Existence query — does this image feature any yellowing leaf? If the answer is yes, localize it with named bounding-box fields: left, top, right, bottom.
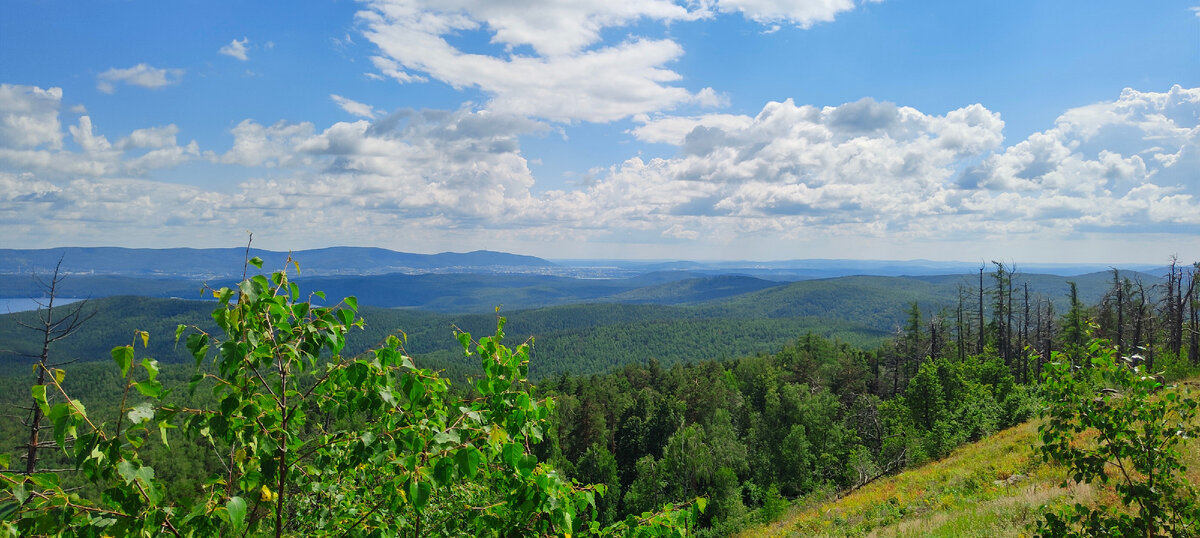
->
left=260, top=485, right=275, bottom=502
left=489, top=425, right=508, bottom=446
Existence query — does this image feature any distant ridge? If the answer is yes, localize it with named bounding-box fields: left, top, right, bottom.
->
left=0, top=247, right=555, bottom=277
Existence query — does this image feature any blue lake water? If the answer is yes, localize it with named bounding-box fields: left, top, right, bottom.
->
left=0, top=298, right=84, bottom=314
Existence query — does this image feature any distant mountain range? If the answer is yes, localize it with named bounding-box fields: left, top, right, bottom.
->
left=0, top=246, right=1167, bottom=281
left=0, top=247, right=554, bottom=278
left=560, top=257, right=1167, bottom=279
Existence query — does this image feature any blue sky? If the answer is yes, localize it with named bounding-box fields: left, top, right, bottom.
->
left=1, top=1, right=1198, bottom=262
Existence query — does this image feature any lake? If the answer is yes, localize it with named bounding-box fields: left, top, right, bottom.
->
left=0, top=297, right=85, bottom=314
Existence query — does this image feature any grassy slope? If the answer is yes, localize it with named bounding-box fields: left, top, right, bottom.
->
left=741, top=380, right=1200, bottom=538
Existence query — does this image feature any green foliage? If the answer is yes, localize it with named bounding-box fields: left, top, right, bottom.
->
left=1035, top=339, right=1200, bottom=537
left=576, top=444, right=620, bottom=526
left=0, top=263, right=698, bottom=536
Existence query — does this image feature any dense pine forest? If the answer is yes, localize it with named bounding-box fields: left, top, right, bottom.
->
left=2, top=258, right=1199, bottom=536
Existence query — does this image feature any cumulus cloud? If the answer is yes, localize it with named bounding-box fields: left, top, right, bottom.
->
left=213, top=120, right=317, bottom=168
left=0, top=84, right=64, bottom=149
left=200, top=107, right=550, bottom=224
left=96, top=64, right=185, bottom=93
left=354, top=1, right=879, bottom=123
left=357, top=0, right=726, bottom=122
left=533, top=97, right=1005, bottom=238
left=954, top=85, right=1200, bottom=231
left=0, top=84, right=199, bottom=178
left=5, top=85, right=1200, bottom=258
left=715, top=0, right=873, bottom=28
left=537, top=87, right=1200, bottom=245
left=219, top=37, right=250, bottom=61
left=1, top=88, right=551, bottom=247
left=331, top=94, right=381, bottom=119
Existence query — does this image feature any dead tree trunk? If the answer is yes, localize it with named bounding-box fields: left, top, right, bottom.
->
left=15, top=257, right=94, bottom=474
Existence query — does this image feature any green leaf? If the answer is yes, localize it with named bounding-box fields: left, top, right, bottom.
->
left=117, top=461, right=137, bottom=484
left=516, top=455, right=537, bottom=478
left=377, top=388, right=397, bottom=407
left=501, top=442, right=522, bottom=468
left=337, top=308, right=355, bottom=327
left=141, top=358, right=159, bottom=382
left=0, top=454, right=9, bottom=470
left=432, top=457, right=452, bottom=487
left=248, top=256, right=264, bottom=269
left=69, top=399, right=86, bottom=419
left=0, top=502, right=19, bottom=521
left=27, top=473, right=58, bottom=489
left=127, top=402, right=154, bottom=424
left=11, top=483, right=27, bottom=505
left=227, top=496, right=247, bottom=530
left=112, top=345, right=134, bottom=378
left=158, top=420, right=172, bottom=449
left=344, top=296, right=358, bottom=311
left=31, top=384, right=49, bottom=414
left=174, top=323, right=185, bottom=344
left=456, top=448, right=481, bottom=479
left=411, top=480, right=431, bottom=510
left=134, top=380, right=162, bottom=399
left=433, top=430, right=459, bottom=445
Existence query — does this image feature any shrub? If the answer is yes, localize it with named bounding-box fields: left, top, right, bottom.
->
left=1035, top=339, right=1200, bottom=537
left=0, top=259, right=700, bottom=536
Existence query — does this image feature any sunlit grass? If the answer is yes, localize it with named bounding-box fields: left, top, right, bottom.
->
left=740, top=377, right=1200, bottom=538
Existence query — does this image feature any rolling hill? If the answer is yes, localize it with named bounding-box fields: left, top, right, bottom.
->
left=0, top=269, right=1156, bottom=379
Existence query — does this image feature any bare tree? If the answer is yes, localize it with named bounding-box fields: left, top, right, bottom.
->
left=14, top=257, right=95, bottom=474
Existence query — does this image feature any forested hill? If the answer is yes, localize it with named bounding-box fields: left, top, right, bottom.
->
left=2, top=259, right=1197, bottom=536
left=0, top=266, right=1154, bottom=315
left=0, top=269, right=1154, bottom=379
left=0, top=271, right=779, bottom=312
left=0, top=246, right=553, bottom=277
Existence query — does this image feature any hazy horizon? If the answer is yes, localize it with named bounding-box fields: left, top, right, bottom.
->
left=0, top=244, right=1174, bottom=271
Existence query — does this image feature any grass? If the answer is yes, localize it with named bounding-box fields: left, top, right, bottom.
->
left=740, top=378, right=1200, bottom=538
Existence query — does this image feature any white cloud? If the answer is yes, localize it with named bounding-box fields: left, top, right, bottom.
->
left=715, top=0, right=864, bottom=28
left=355, top=0, right=879, bottom=123
left=0, top=85, right=199, bottom=178
left=331, top=94, right=381, bottom=119
left=952, top=85, right=1200, bottom=232
left=631, top=113, right=755, bottom=144
left=0, top=84, right=64, bottom=149
left=219, top=37, right=250, bottom=61
left=534, top=87, right=1200, bottom=246
left=96, top=64, right=185, bottom=93
left=534, top=97, right=1003, bottom=238
left=5, top=85, right=1199, bottom=259
left=117, top=125, right=180, bottom=150
left=213, top=120, right=317, bottom=168
left=367, top=56, right=427, bottom=84
left=357, top=0, right=726, bottom=122
left=205, top=107, right=549, bottom=222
